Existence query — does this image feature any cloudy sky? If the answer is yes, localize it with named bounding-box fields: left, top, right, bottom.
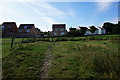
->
left=0, top=0, right=119, bottom=31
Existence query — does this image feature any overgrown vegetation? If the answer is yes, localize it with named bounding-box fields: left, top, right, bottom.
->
left=2, top=34, right=120, bottom=79
left=2, top=38, right=52, bottom=79
left=49, top=39, right=120, bottom=78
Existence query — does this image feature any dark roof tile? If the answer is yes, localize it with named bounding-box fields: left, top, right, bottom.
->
left=52, top=24, right=66, bottom=28
left=19, top=24, right=34, bottom=29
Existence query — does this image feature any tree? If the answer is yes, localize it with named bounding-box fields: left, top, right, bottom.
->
left=89, top=26, right=97, bottom=34
left=43, top=31, right=50, bottom=36
left=118, top=21, right=120, bottom=24
left=102, top=22, right=115, bottom=34
left=67, top=30, right=82, bottom=37
left=79, top=27, right=86, bottom=35
left=112, top=21, right=120, bottom=34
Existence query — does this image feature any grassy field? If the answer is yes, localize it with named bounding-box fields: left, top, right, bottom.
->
left=2, top=38, right=52, bottom=79
left=49, top=40, right=119, bottom=78
left=2, top=34, right=120, bottom=79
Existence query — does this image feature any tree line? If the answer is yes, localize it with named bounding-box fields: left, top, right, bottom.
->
left=103, top=21, right=120, bottom=34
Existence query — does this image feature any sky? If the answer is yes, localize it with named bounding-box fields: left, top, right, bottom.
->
left=0, top=0, right=118, bottom=31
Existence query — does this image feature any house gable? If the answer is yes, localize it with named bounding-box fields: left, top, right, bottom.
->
left=52, top=24, right=66, bottom=36
left=18, top=24, right=39, bottom=36
left=2, top=22, right=18, bottom=33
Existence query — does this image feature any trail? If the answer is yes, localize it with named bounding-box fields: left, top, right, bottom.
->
left=40, top=42, right=55, bottom=79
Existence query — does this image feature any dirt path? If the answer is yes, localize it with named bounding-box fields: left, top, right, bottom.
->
left=40, top=42, right=55, bottom=78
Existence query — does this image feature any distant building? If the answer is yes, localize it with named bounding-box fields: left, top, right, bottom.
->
left=2, top=22, right=18, bottom=33
left=35, top=28, right=41, bottom=37
left=2, top=22, right=18, bottom=37
left=52, top=24, right=67, bottom=36
left=79, top=26, right=90, bottom=35
left=69, top=28, right=76, bottom=32
left=91, top=27, right=99, bottom=35
left=97, top=27, right=106, bottom=34
left=79, top=26, right=106, bottom=35
left=18, top=24, right=38, bottom=37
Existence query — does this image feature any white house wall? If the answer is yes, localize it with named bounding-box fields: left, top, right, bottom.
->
left=84, top=28, right=106, bottom=35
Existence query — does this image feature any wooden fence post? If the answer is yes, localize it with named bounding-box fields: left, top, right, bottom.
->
left=10, top=33, right=15, bottom=51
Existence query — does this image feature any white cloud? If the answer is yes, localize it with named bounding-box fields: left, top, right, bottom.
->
left=21, top=2, right=65, bottom=24
left=96, top=2, right=112, bottom=12
left=22, top=2, right=65, bottom=16
left=0, top=2, right=67, bottom=31
left=95, top=0, right=118, bottom=12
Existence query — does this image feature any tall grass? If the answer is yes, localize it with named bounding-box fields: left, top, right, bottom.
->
left=2, top=35, right=120, bottom=79
left=2, top=38, right=52, bottom=79
left=49, top=39, right=120, bottom=78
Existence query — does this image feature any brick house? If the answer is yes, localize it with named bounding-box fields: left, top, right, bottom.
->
left=52, top=24, right=67, bottom=36
left=18, top=24, right=38, bottom=37
left=35, top=28, right=41, bottom=37
left=2, top=22, right=18, bottom=37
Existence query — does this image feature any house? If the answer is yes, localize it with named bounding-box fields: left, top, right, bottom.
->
left=79, top=26, right=99, bottom=35
left=79, top=26, right=106, bottom=35
left=2, top=22, right=18, bottom=37
left=79, top=26, right=91, bottom=35
left=101, top=27, right=106, bottom=34
left=91, top=27, right=99, bottom=35
left=52, top=24, right=67, bottom=36
left=18, top=24, right=38, bottom=37
left=97, top=27, right=106, bottom=34
left=2, top=22, right=18, bottom=33
left=35, top=28, right=41, bottom=35
left=35, top=28, right=41, bottom=37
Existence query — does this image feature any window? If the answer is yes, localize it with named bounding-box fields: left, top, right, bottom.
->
left=19, top=29, right=22, bottom=32
left=61, top=32, right=65, bottom=35
left=54, top=33, right=57, bottom=35
left=24, top=26, right=27, bottom=29
left=27, top=29, right=30, bottom=32
left=2, top=26, right=5, bottom=30
left=55, top=29, right=57, bottom=31
left=61, top=28, right=64, bottom=31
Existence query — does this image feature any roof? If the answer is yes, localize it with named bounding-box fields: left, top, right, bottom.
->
left=79, top=26, right=89, bottom=30
left=69, top=28, right=76, bottom=30
left=19, top=24, right=34, bottom=29
left=52, top=24, right=66, bottom=28
left=35, top=28, right=41, bottom=31
left=2, top=22, right=18, bottom=32
left=2, top=22, right=17, bottom=28
left=2, top=22, right=16, bottom=25
left=98, top=27, right=105, bottom=29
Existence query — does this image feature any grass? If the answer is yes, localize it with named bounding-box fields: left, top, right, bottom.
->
left=2, top=38, right=52, bottom=79
left=49, top=40, right=120, bottom=78
left=2, top=34, right=120, bottom=79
